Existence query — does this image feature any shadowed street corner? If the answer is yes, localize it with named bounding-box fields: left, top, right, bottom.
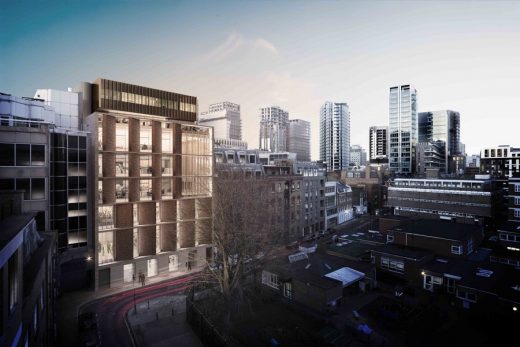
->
left=127, top=295, right=203, bottom=347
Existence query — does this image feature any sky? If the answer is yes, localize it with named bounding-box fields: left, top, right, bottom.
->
left=1, top=0, right=520, bottom=159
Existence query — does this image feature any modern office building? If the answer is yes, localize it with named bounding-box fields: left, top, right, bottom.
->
left=0, top=91, right=94, bottom=291
left=466, top=154, right=480, bottom=168
left=0, top=192, right=56, bottom=347
left=415, top=141, right=446, bottom=175
left=350, top=145, right=367, bottom=167
left=341, top=164, right=387, bottom=213
left=389, top=85, right=417, bottom=174
left=287, top=119, right=311, bottom=162
left=387, top=178, right=500, bottom=225
left=320, top=102, right=350, bottom=171
left=369, top=126, right=388, bottom=161
left=480, top=145, right=520, bottom=178
left=79, top=78, right=213, bottom=289
left=0, top=94, right=51, bottom=232
left=418, top=110, right=461, bottom=174
left=199, top=101, right=247, bottom=149
left=259, top=106, right=288, bottom=153
left=324, top=181, right=353, bottom=230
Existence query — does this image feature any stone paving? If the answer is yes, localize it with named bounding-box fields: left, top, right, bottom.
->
left=126, top=295, right=203, bottom=347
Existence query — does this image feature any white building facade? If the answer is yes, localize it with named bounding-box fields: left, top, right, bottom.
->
left=389, top=85, right=417, bottom=174
left=320, top=102, right=350, bottom=171
left=259, top=106, right=289, bottom=152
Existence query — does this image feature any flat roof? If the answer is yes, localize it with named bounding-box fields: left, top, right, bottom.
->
left=0, top=213, right=35, bottom=249
left=391, top=219, right=482, bottom=241
left=497, top=221, right=520, bottom=234
left=371, top=244, right=432, bottom=261
left=325, top=267, right=365, bottom=287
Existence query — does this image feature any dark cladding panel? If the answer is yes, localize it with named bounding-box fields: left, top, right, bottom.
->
left=92, top=78, right=197, bottom=122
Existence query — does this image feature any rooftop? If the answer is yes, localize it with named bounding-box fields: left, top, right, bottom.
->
left=371, top=244, right=433, bottom=261
left=497, top=221, right=520, bottom=234
left=390, top=219, right=483, bottom=241
left=0, top=213, right=35, bottom=250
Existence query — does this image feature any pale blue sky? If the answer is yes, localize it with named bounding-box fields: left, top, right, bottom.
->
left=2, top=0, right=520, bottom=158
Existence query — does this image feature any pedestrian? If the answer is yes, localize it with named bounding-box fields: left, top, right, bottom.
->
left=132, top=273, right=135, bottom=282
left=185, top=261, right=188, bottom=270
left=188, top=261, right=191, bottom=271
left=142, top=275, right=146, bottom=286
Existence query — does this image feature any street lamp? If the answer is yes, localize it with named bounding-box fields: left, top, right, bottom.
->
left=133, top=263, right=137, bottom=314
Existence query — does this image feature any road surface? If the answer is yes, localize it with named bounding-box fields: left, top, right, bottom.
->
left=79, top=273, right=197, bottom=347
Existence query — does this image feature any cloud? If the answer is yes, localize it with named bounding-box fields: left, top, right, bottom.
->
left=204, top=33, right=278, bottom=61
left=253, top=38, right=279, bottom=55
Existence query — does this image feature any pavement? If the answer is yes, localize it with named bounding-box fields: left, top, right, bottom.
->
left=56, top=268, right=201, bottom=347
left=127, top=295, right=203, bottom=347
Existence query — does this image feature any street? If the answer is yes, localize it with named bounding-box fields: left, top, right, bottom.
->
left=78, top=273, right=197, bottom=347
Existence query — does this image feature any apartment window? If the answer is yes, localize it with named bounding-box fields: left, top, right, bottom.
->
left=31, top=145, right=45, bottom=166
left=283, top=282, right=292, bottom=299
left=451, top=245, right=463, bottom=255
left=262, top=270, right=280, bottom=289
left=515, top=197, right=520, bottom=206
left=387, top=234, right=394, bottom=243
left=31, top=178, right=45, bottom=200
left=500, top=233, right=507, bottom=241
left=0, top=178, right=14, bottom=190
left=515, top=209, right=520, bottom=218
left=381, top=257, right=404, bottom=272
left=456, top=289, right=477, bottom=303
left=16, top=179, right=31, bottom=200
left=516, top=185, right=520, bottom=193
left=16, top=144, right=31, bottom=166
left=0, top=143, right=14, bottom=165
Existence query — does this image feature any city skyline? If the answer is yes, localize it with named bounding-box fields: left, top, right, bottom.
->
left=2, top=1, right=520, bottom=159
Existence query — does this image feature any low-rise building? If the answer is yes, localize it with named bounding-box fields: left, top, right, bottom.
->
left=387, top=178, right=501, bottom=226
left=480, top=145, right=520, bottom=178
left=0, top=193, right=56, bottom=347
left=324, top=181, right=353, bottom=230
left=261, top=252, right=374, bottom=313
left=386, top=219, right=483, bottom=259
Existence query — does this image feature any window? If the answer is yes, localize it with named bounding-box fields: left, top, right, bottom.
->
left=98, top=232, right=114, bottom=264
left=456, top=289, right=477, bottom=303
left=515, top=185, right=520, bottom=193
left=451, top=245, right=463, bottom=255
left=515, top=197, right=520, bottom=206
left=500, top=233, right=507, bottom=241
left=0, top=178, right=15, bottom=190
left=30, top=145, right=45, bottom=166
left=387, top=234, right=394, bottom=243
left=16, top=179, right=30, bottom=200
left=515, top=209, right=520, bottom=218
left=31, top=178, right=45, bottom=200
left=262, top=270, right=280, bottom=289
left=16, top=144, right=30, bottom=166
left=381, top=257, right=404, bottom=272
left=283, top=282, right=292, bottom=299
left=0, top=143, right=14, bottom=166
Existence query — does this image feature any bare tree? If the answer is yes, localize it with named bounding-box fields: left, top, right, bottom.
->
left=199, top=170, right=284, bottom=306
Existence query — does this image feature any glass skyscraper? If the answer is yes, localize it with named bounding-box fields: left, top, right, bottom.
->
left=389, top=85, right=417, bottom=174
left=319, top=102, right=350, bottom=171
left=418, top=110, right=461, bottom=173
